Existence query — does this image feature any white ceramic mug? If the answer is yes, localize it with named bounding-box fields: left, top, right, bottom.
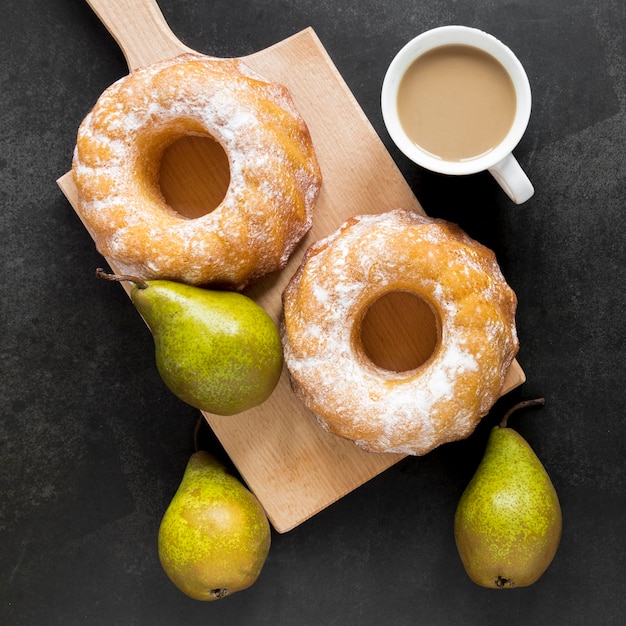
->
left=381, top=25, right=534, bottom=204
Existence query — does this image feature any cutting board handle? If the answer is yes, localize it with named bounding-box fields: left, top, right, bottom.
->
left=86, top=0, right=195, bottom=71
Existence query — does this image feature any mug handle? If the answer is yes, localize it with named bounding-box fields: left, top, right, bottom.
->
left=488, top=153, right=534, bottom=204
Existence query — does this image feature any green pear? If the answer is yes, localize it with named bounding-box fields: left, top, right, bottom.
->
left=97, top=270, right=283, bottom=415
left=454, top=399, right=562, bottom=588
left=158, top=451, right=271, bottom=601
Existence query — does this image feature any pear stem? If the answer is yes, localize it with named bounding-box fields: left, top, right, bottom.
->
left=96, top=268, right=149, bottom=289
left=193, top=414, right=203, bottom=453
left=499, top=397, right=545, bottom=429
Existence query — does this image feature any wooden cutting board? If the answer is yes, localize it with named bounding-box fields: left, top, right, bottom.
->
left=58, top=0, right=525, bottom=533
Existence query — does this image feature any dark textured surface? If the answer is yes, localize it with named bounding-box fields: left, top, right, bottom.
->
left=1, top=0, right=625, bottom=624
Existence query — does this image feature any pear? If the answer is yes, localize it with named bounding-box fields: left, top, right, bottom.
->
left=97, top=269, right=283, bottom=415
left=454, top=398, right=562, bottom=588
left=158, top=450, right=271, bottom=601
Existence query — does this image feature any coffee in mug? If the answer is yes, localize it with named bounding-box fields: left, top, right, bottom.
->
left=382, top=26, right=534, bottom=204
left=396, top=45, right=517, bottom=162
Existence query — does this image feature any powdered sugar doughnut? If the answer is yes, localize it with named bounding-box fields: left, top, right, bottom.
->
left=281, top=209, right=519, bottom=455
left=72, top=53, right=322, bottom=289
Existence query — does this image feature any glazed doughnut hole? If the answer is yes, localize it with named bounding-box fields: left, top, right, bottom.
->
left=358, top=290, right=440, bottom=373
left=159, top=134, right=231, bottom=218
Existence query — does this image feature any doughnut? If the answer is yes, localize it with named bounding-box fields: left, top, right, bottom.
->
left=72, top=53, right=322, bottom=290
left=281, top=209, right=519, bottom=455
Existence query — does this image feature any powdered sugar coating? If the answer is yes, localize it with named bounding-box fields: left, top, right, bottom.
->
left=72, top=53, right=322, bottom=289
left=281, top=209, right=519, bottom=455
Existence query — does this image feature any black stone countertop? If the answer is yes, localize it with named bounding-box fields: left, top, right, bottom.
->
left=2, top=1, right=625, bottom=624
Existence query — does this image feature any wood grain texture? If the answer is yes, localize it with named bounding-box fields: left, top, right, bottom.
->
left=58, top=0, right=525, bottom=533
